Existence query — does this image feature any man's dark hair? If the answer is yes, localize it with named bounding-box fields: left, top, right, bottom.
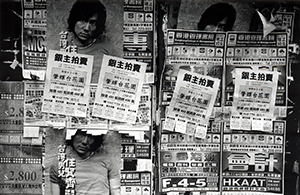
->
left=197, top=3, right=236, bottom=31
left=68, top=129, right=104, bottom=152
left=67, top=0, right=106, bottom=38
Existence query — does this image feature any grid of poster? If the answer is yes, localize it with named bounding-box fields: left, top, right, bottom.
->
left=159, top=29, right=288, bottom=195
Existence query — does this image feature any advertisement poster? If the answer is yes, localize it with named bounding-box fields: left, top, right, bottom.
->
left=164, top=69, right=220, bottom=138
left=230, top=68, right=279, bottom=130
left=93, top=55, right=147, bottom=124
left=123, top=0, right=154, bottom=73
left=160, top=131, right=221, bottom=193
left=225, top=32, right=288, bottom=107
left=222, top=121, right=285, bottom=195
left=121, top=132, right=152, bottom=195
left=24, top=81, right=46, bottom=126
left=0, top=82, right=24, bottom=133
left=42, top=50, right=93, bottom=117
left=0, top=145, right=43, bottom=195
left=163, top=29, right=226, bottom=107
left=22, top=0, right=47, bottom=80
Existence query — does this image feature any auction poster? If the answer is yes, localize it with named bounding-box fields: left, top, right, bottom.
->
left=160, top=130, right=221, bottom=193
left=42, top=50, right=93, bottom=117
left=109, top=84, right=152, bottom=130
left=162, top=29, right=226, bottom=107
left=230, top=68, right=279, bottom=131
left=22, top=0, right=47, bottom=80
left=67, top=84, right=108, bottom=129
left=93, top=55, right=147, bottom=124
left=123, top=0, right=154, bottom=73
left=225, top=32, right=288, bottom=107
left=164, top=69, right=220, bottom=138
left=222, top=120, right=285, bottom=195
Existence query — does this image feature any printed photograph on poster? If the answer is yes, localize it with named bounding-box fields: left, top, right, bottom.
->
left=42, top=50, right=93, bottom=117
left=22, top=0, right=47, bottom=80
left=165, top=69, right=220, bottom=138
left=47, top=0, right=123, bottom=84
left=92, top=55, right=147, bottom=124
left=44, top=128, right=122, bottom=195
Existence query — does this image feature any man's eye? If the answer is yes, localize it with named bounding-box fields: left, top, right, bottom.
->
left=90, top=21, right=97, bottom=26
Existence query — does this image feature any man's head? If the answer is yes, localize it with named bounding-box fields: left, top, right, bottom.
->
left=70, top=129, right=103, bottom=158
left=198, top=3, right=236, bottom=32
left=67, top=0, right=106, bottom=44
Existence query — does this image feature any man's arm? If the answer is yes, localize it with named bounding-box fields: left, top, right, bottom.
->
left=109, top=177, right=121, bottom=195
left=50, top=182, right=61, bottom=195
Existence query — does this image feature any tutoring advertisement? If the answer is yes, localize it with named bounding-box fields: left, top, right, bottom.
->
left=163, top=29, right=226, bottom=107
left=164, top=69, right=220, bottom=138
left=225, top=32, right=288, bottom=107
left=22, top=0, right=47, bottom=80
left=160, top=132, right=221, bottom=193
left=93, top=55, right=147, bottom=124
left=123, top=0, right=154, bottom=72
left=42, top=50, right=93, bottom=117
left=222, top=121, right=285, bottom=195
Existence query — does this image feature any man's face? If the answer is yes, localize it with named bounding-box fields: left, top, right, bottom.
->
left=72, top=131, right=95, bottom=156
left=74, top=13, right=98, bottom=43
left=204, top=17, right=228, bottom=32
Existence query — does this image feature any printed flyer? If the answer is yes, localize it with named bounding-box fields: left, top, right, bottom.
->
left=109, top=84, right=152, bottom=130
left=121, top=132, right=152, bottom=195
left=230, top=68, right=279, bottom=131
left=42, top=50, right=93, bottom=117
left=225, top=32, right=288, bottom=107
left=222, top=121, right=285, bottom=195
left=0, top=145, right=43, bottom=195
left=0, top=82, right=24, bottom=133
left=24, top=81, right=46, bottom=126
left=22, top=0, right=47, bottom=80
left=123, top=0, right=154, bottom=72
left=93, top=55, right=147, bottom=124
left=162, top=29, right=226, bottom=107
left=160, top=131, right=221, bottom=193
left=164, top=69, right=220, bottom=138
left=67, top=84, right=109, bottom=129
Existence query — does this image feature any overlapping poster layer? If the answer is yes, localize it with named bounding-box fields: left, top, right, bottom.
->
left=22, top=0, right=47, bottom=80
left=42, top=50, right=93, bottom=117
left=93, top=55, right=147, bottom=124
